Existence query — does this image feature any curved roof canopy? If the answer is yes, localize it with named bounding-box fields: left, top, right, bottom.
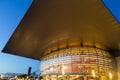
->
left=2, top=0, right=120, bottom=60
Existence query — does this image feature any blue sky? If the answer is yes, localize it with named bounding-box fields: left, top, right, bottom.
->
left=0, top=0, right=40, bottom=74
left=0, top=0, right=120, bottom=74
left=102, top=0, right=120, bottom=23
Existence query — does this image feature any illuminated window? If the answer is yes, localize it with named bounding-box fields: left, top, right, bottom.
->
left=41, top=46, right=114, bottom=78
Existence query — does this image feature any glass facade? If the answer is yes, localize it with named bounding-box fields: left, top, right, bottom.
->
left=40, top=47, right=114, bottom=80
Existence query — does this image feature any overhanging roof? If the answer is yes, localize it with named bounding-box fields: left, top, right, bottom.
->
left=2, top=0, right=120, bottom=60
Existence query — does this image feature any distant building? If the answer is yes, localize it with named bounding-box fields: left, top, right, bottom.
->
left=0, top=73, right=23, bottom=78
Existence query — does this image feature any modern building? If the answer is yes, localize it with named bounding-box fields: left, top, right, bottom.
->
left=2, top=0, right=120, bottom=80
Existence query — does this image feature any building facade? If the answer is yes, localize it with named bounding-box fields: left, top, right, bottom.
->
left=2, top=0, right=120, bottom=80
left=40, top=42, right=116, bottom=80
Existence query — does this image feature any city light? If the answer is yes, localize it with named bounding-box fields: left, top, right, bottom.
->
left=26, top=76, right=29, bottom=79
left=0, top=75, right=4, bottom=79
left=15, top=75, right=17, bottom=79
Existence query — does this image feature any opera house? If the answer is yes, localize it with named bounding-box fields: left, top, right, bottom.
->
left=2, top=0, right=120, bottom=80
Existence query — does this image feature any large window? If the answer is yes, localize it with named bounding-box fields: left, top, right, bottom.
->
left=41, top=47, right=113, bottom=77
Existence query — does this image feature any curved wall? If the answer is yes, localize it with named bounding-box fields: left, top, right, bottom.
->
left=40, top=46, right=114, bottom=79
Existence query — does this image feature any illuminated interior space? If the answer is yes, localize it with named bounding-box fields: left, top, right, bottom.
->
left=40, top=42, right=114, bottom=80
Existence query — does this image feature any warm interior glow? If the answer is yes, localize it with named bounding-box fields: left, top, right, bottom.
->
left=62, top=64, right=65, bottom=75
left=40, top=46, right=113, bottom=80
left=92, top=70, right=95, bottom=77
left=109, top=72, right=112, bottom=79
left=50, top=67, right=53, bottom=71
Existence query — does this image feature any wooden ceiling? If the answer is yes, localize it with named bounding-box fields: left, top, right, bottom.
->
left=2, top=0, right=120, bottom=60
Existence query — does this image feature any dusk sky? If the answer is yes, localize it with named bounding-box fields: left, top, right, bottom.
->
left=0, top=0, right=120, bottom=74
left=0, top=0, right=40, bottom=74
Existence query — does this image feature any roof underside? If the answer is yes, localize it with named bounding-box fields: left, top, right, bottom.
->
left=2, top=0, right=120, bottom=60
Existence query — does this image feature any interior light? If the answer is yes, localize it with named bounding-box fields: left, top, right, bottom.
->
left=92, top=70, right=95, bottom=77
left=62, top=64, right=65, bottom=75
left=109, top=72, right=112, bottom=79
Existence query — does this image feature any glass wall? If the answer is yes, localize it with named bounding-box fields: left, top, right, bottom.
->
left=40, top=47, right=114, bottom=80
